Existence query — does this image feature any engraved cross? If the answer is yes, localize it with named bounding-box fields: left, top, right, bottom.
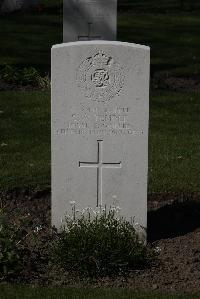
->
left=79, top=140, right=122, bottom=207
left=78, top=22, right=101, bottom=41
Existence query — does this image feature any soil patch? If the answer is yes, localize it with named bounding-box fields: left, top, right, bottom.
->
left=0, top=189, right=200, bottom=293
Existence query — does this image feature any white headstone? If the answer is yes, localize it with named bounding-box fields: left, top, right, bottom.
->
left=63, top=0, right=117, bottom=42
left=51, top=41, right=150, bottom=234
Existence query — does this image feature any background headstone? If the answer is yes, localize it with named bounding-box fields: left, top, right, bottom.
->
left=1, top=0, right=39, bottom=13
left=1, top=0, right=22, bottom=12
left=63, top=0, right=117, bottom=42
left=51, top=41, right=150, bottom=234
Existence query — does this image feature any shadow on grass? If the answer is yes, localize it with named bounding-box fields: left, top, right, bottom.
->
left=151, top=63, right=183, bottom=77
left=148, top=199, right=200, bottom=242
left=118, top=0, right=200, bottom=13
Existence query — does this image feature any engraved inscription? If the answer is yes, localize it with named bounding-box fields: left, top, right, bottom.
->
left=57, top=128, right=144, bottom=136
left=77, top=52, right=125, bottom=102
left=91, top=69, right=109, bottom=87
left=79, top=140, right=122, bottom=207
left=56, top=106, right=144, bottom=136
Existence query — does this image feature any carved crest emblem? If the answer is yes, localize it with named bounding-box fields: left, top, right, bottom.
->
left=76, top=52, right=125, bottom=102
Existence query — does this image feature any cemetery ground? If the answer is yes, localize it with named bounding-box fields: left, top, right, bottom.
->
left=1, top=286, right=200, bottom=299
left=0, top=0, right=200, bottom=297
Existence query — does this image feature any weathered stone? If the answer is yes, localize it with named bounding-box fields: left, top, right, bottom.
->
left=63, top=0, right=117, bottom=42
left=1, top=0, right=38, bottom=12
left=51, top=41, right=150, bottom=235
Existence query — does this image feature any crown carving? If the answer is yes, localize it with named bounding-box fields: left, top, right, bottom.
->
left=92, top=53, right=113, bottom=67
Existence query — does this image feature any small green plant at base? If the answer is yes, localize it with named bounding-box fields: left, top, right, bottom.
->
left=53, top=208, right=152, bottom=278
left=0, top=209, right=21, bottom=279
left=0, top=202, right=45, bottom=281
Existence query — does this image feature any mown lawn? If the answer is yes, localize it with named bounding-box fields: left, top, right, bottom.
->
left=0, top=89, right=199, bottom=192
left=0, top=90, right=50, bottom=190
left=0, top=285, right=200, bottom=299
left=118, top=13, right=200, bottom=78
left=0, top=0, right=62, bottom=72
left=119, top=0, right=200, bottom=12
left=0, top=2, right=200, bottom=192
left=149, top=90, right=200, bottom=192
left=0, top=0, right=200, bottom=297
left=0, top=0, right=200, bottom=78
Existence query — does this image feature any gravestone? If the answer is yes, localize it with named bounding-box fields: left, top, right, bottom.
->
left=51, top=41, right=150, bottom=234
left=1, top=0, right=39, bottom=12
left=63, top=0, right=117, bottom=42
left=1, top=0, right=23, bottom=12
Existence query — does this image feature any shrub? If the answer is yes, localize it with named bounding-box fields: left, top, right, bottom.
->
left=37, top=74, right=51, bottom=90
left=0, top=64, right=50, bottom=88
left=0, top=209, right=22, bottom=279
left=53, top=209, right=152, bottom=278
left=21, top=67, right=40, bottom=85
left=0, top=205, right=48, bottom=281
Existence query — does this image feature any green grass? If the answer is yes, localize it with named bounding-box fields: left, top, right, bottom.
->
left=0, top=1, right=199, bottom=192
left=119, top=0, right=200, bottom=12
left=0, top=285, right=200, bottom=299
left=118, top=13, right=200, bottom=77
left=0, top=90, right=199, bottom=192
left=0, top=90, right=50, bottom=190
left=0, top=5, right=62, bottom=72
left=0, top=1, right=200, bottom=78
left=149, top=90, right=200, bottom=192
left=0, top=1, right=200, bottom=295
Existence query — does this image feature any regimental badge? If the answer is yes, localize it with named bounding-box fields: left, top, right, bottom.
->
left=76, top=52, right=125, bottom=102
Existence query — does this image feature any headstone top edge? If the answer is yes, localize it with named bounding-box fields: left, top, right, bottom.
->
left=52, top=41, right=150, bottom=51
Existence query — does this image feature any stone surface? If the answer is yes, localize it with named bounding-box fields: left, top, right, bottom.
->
left=51, top=41, right=150, bottom=232
left=1, top=0, right=38, bottom=12
left=63, top=0, right=117, bottom=42
left=1, top=0, right=23, bottom=12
